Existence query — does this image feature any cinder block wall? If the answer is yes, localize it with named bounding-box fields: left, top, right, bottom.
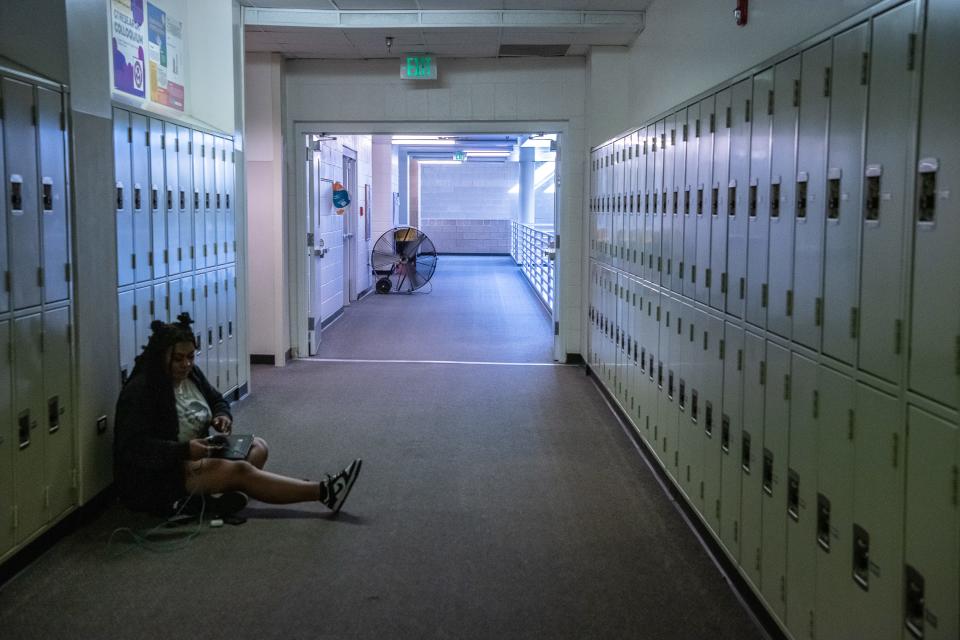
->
left=420, top=219, right=511, bottom=254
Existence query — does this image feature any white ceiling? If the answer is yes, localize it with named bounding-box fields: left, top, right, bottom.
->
left=242, top=1, right=653, bottom=59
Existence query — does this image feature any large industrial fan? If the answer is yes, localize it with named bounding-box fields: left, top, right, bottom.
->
left=371, top=226, right=438, bottom=294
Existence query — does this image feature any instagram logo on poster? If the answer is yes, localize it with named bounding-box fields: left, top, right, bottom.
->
left=133, top=58, right=144, bottom=91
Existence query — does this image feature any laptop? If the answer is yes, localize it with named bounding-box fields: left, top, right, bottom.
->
left=207, top=434, right=255, bottom=460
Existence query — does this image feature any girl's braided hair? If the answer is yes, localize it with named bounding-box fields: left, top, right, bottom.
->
left=129, top=312, right=197, bottom=383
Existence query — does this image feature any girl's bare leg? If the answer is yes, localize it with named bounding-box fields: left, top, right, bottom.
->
left=184, top=459, right=320, bottom=504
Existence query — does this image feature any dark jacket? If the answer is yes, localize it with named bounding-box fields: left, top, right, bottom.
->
left=113, top=366, right=231, bottom=514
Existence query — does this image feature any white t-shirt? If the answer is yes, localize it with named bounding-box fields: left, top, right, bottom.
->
left=174, top=378, right=212, bottom=442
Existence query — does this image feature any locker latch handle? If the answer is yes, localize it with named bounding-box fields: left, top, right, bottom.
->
left=48, top=396, right=60, bottom=433
left=134, top=185, right=142, bottom=210
left=865, top=171, right=881, bottom=222
left=917, top=158, right=938, bottom=224
left=42, top=178, right=53, bottom=211
left=18, top=410, right=31, bottom=449
left=770, top=182, right=781, bottom=218
left=787, top=468, right=800, bottom=521
left=904, top=564, right=925, bottom=639
left=205, top=193, right=211, bottom=209
left=762, top=448, right=774, bottom=495
left=180, top=190, right=186, bottom=210
left=678, top=379, right=686, bottom=410
left=711, top=186, right=719, bottom=216
left=816, top=493, right=831, bottom=551
left=228, top=321, right=233, bottom=336
left=696, top=187, right=703, bottom=215
left=167, top=189, right=174, bottom=210
left=152, top=187, right=159, bottom=210
left=728, top=183, right=736, bottom=216
left=11, top=175, right=23, bottom=211
left=216, top=193, right=222, bottom=209
left=116, top=182, right=124, bottom=210
left=827, top=177, right=841, bottom=219
left=667, top=371, right=674, bottom=401
left=748, top=185, right=757, bottom=218
left=691, top=389, right=699, bottom=421
left=852, top=524, right=870, bottom=591
left=207, top=329, right=214, bottom=348
left=796, top=174, right=808, bottom=219
left=705, top=401, right=713, bottom=435
left=194, top=191, right=200, bottom=210
left=721, top=414, right=730, bottom=452
left=741, top=431, right=751, bottom=472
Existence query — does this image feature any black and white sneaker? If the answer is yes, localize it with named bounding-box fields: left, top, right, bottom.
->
left=321, top=459, right=362, bottom=515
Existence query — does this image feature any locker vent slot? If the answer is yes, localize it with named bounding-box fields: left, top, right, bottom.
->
left=865, top=175, right=880, bottom=221
left=917, top=165, right=937, bottom=223
left=721, top=414, right=730, bottom=451
left=852, top=524, right=870, bottom=590
left=48, top=396, right=60, bottom=433
left=741, top=430, right=751, bottom=471
left=904, top=565, right=924, bottom=639
left=770, top=182, right=781, bottom=218
left=827, top=178, right=840, bottom=219
left=787, top=469, right=799, bottom=521
left=796, top=179, right=808, bottom=219
left=18, top=410, right=31, bottom=448
left=705, top=401, right=713, bottom=435
left=762, top=448, right=774, bottom=494
left=817, top=493, right=831, bottom=551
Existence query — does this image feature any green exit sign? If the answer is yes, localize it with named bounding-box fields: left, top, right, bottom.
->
left=454, top=151, right=466, bottom=162
left=401, top=54, right=437, bottom=80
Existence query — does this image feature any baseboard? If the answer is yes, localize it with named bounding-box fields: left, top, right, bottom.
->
left=320, top=308, right=344, bottom=329
left=0, top=487, right=116, bottom=589
left=586, top=364, right=785, bottom=640
left=250, top=354, right=275, bottom=365
left=564, top=353, right=585, bottom=365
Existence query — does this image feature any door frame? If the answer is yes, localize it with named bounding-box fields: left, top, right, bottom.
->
left=289, top=120, right=571, bottom=363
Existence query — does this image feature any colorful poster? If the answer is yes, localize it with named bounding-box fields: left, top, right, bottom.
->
left=148, top=2, right=185, bottom=111
left=112, top=0, right=147, bottom=98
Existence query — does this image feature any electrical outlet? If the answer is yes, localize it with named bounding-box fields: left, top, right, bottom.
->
left=96, top=415, right=108, bottom=435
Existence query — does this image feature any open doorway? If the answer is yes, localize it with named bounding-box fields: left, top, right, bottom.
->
left=296, top=127, right=564, bottom=362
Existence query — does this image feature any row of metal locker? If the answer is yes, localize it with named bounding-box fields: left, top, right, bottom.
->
left=118, top=267, right=239, bottom=393
left=113, top=107, right=236, bottom=287
left=0, top=306, right=75, bottom=560
left=0, top=75, right=72, bottom=313
left=588, top=264, right=957, bottom=640
left=589, top=0, right=958, bottom=411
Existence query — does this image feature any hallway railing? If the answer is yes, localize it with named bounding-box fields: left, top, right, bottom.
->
left=511, top=221, right=555, bottom=312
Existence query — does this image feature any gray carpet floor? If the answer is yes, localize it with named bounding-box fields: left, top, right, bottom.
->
left=0, top=256, right=766, bottom=640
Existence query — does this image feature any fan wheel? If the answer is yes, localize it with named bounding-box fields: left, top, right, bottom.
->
left=376, top=277, right=392, bottom=294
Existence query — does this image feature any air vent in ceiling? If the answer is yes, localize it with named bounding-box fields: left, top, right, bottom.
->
left=498, top=44, right=570, bottom=57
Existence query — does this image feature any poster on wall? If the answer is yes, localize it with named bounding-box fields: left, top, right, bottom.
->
left=111, top=0, right=147, bottom=99
left=112, top=0, right=187, bottom=111
left=147, top=3, right=185, bottom=111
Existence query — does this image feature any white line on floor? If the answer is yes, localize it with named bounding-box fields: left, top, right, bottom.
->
left=300, top=357, right=576, bottom=367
